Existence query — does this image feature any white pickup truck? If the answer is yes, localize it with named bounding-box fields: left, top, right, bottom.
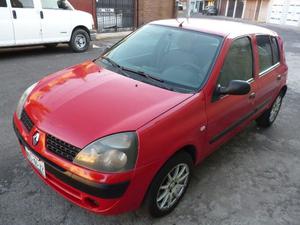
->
left=0, top=0, right=96, bottom=52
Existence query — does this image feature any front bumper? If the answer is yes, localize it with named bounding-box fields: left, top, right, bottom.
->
left=89, top=29, right=97, bottom=41
left=13, top=114, right=161, bottom=215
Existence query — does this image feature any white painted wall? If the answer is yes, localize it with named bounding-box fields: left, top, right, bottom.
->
left=267, top=0, right=300, bottom=26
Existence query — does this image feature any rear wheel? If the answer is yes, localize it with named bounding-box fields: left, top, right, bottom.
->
left=145, top=152, right=193, bottom=217
left=69, top=29, right=90, bottom=53
left=256, top=92, right=283, bottom=127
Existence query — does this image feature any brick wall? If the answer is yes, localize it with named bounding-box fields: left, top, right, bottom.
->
left=137, top=0, right=176, bottom=26
left=68, top=0, right=96, bottom=26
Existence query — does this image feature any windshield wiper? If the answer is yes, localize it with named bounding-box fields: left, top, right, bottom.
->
left=99, top=56, right=174, bottom=91
left=99, top=56, right=130, bottom=77
left=122, top=67, right=164, bottom=83
left=122, top=67, right=175, bottom=91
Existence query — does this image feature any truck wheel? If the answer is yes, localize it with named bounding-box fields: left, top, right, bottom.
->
left=256, top=92, right=283, bottom=128
left=69, top=29, right=90, bottom=53
left=145, top=152, right=193, bottom=217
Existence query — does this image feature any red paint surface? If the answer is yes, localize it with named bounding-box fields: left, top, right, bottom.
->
left=14, top=19, right=288, bottom=215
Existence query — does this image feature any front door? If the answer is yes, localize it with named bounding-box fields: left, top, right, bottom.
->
left=205, top=36, right=258, bottom=153
left=0, top=0, right=15, bottom=46
left=39, top=0, right=71, bottom=43
left=10, top=0, right=42, bottom=45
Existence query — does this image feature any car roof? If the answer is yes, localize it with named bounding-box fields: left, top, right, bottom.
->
left=150, top=18, right=277, bottom=38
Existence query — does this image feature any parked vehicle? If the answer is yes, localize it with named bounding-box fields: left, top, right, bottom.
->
left=0, top=0, right=96, bottom=52
left=203, top=5, right=218, bottom=15
left=13, top=19, right=288, bottom=217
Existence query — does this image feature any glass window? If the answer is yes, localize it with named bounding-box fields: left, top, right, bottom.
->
left=41, top=0, right=71, bottom=10
left=0, top=0, right=7, bottom=7
left=10, top=0, right=33, bottom=8
left=98, top=24, right=222, bottom=93
left=218, top=37, right=253, bottom=87
left=270, top=36, right=280, bottom=64
left=256, top=35, right=273, bottom=73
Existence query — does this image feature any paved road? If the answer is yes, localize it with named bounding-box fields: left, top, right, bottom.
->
left=0, top=22, right=299, bottom=225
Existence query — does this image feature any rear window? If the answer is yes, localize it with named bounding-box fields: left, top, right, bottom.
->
left=0, top=0, right=7, bottom=7
left=270, top=36, right=280, bottom=64
left=256, top=35, right=273, bottom=73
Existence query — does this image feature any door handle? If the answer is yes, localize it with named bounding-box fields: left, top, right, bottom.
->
left=277, top=74, right=282, bottom=81
left=249, top=92, right=256, bottom=99
left=12, top=10, right=17, bottom=19
left=40, top=11, right=44, bottom=19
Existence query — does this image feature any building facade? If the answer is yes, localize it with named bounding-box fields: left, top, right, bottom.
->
left=216, top=0, right=300, bottom=26
left=216, top=0, right=271, bottom=22
left=267, top=0, right=300, bottom=26
left=68, top=0, right=176, bottom=32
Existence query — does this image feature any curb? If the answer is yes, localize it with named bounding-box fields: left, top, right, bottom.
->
left=96, top=31, right=132, bottom=40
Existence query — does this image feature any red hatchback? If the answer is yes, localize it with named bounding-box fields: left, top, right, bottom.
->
left=13, top=19, right=288, bottom=217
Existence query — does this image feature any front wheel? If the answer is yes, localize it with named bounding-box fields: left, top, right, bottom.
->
left=69, top=29, right=90, bottom=53
left=256, top=93, right=283, bottom=127
left=145, top=152, right=193, bottom=217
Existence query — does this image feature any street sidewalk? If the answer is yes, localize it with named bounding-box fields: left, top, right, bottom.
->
left=96, top=31, right=132, bottom=40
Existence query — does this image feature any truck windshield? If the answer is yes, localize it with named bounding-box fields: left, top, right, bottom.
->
left=97, top=24, right=223, bottom=93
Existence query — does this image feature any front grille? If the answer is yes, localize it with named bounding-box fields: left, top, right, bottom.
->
left=21, top=110, right=34, bottom=132
left=46, top=134, right=81, bottom=162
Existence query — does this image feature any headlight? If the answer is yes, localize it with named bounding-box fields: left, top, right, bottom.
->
left=16, top=83, right=37, bottom=119
left=73, top=132, right=138, bottom=172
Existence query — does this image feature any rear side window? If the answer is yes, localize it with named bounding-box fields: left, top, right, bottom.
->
left=0, top=0, right=7, bottom=7
left=41, top=0, right=71, bottom=10
left=270, top=36, right=280, bottom=64
left=10, top=0, right=34, bottom=8
left=256, top=35, right=273, bottom=73
left=218, top=37, right=253, bottom=87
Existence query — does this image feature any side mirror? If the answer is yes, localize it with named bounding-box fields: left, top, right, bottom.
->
left=216, top=80, right=251, bottom=96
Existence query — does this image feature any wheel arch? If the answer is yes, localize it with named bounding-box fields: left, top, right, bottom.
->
left=70, top=25, right=90, bottom=41
left=280, top=85, right=287, bottom=97
left=141, top=144, right=198, bottom=207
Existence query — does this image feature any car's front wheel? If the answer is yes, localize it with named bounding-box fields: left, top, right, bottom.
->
left=145, top=152, right=193, bottom=217
left=256, top=92, right=283, bottom=127
left=69, top=29, right=90, bottom=53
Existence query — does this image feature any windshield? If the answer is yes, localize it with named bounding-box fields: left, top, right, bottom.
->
left=97, top=24, right=222, bottom=93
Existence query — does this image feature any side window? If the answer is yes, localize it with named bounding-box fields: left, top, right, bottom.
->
left=41, top=0, right=71, bottom=10
left=256, top=35, right=273, bottom=73
left=270, top=36, right=280, bottom=64
left=0, top=0, right=7, bottom=7
left=218, top=37, right=253, bottom=87
left=10, top=0, right=33, bottom=8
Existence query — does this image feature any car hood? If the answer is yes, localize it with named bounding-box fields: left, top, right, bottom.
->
left=25, top=61, right=193, bottom=148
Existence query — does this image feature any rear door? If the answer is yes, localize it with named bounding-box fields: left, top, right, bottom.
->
left=10, top=0, right=42, bottom=45
left=254, top=35, right=282, bottom=109
left=39, top=0, right=72, bottom=43
left=0, top=0, right=15, bottom=46
left=205, top=36, right=259, bottom=153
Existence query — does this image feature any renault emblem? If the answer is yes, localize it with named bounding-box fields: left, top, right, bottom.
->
left=32, top=132, right=40, bottom=146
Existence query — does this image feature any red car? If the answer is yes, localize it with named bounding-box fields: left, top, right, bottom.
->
left=13, top=19, right=288, bottom=217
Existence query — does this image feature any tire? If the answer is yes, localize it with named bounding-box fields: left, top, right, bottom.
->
left=145, top=152, right=193, bottom=217
left=256, top=92, right=284, bottom=128
left=44, top=43, right=58, bottom=48
left=69, top=28, right=90, bottom=53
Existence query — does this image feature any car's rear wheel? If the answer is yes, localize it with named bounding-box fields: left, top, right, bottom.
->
left=145, top=152, right=193, bottom=217
left=69, top=29, right=90, bottom=53
left=256, top=92, right=283, bottom=127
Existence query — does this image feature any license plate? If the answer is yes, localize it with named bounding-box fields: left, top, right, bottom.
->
left=25, top=146, right=46, bottom=178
